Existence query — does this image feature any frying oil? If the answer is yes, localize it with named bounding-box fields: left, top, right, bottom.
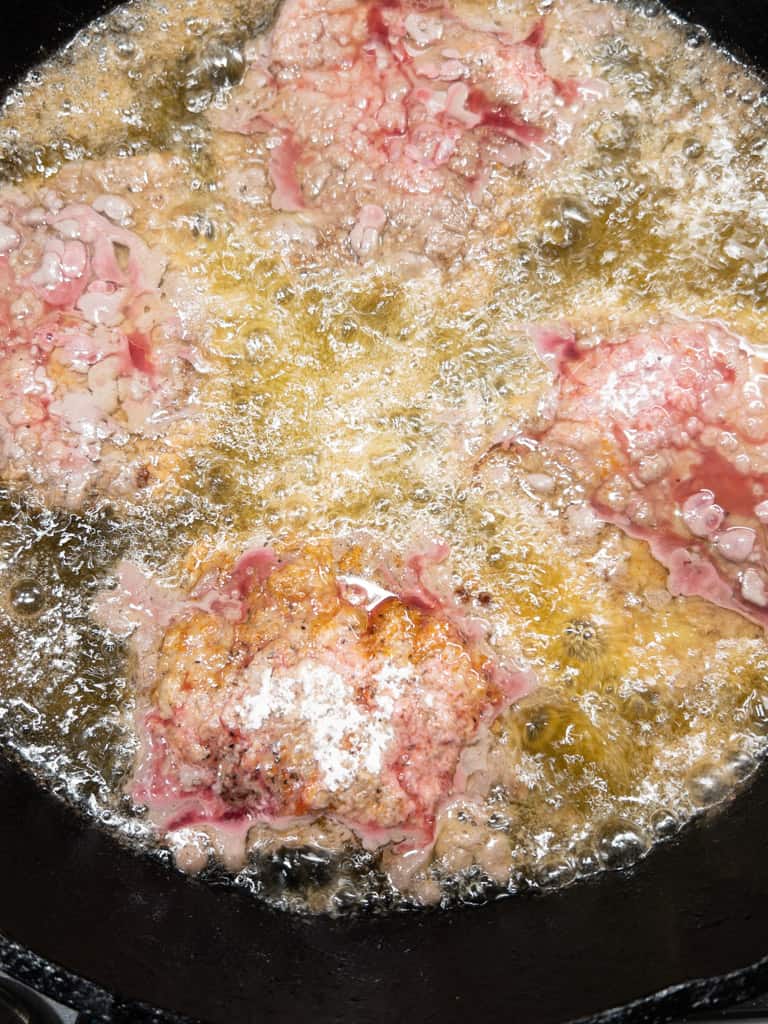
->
left=1, top=0, right=768, bottom=912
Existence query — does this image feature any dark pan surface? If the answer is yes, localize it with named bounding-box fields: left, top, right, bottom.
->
left=2, top=2, right=768, bottom=1022
left=663, top=0, right=768, bottom=54
left=2, top=755, right=768, bottom=1024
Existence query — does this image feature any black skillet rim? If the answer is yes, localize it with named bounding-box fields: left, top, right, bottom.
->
left=3, top=1, right=768, bottom=1022
left=3, top=924, right=768, bottom=1024
left=3, top=754, right=768, bottom=1024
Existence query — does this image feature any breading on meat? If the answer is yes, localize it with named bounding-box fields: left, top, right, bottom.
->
left=0, top=178, right=201, bottom=508
left=95, top=540, right=532, bottom=864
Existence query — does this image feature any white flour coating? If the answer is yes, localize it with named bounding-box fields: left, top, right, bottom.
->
left=240, top=659, right=412, bottom=790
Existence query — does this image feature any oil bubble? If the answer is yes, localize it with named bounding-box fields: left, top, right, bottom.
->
left=535, top=858, right=576, bottom=889
left=594, top=115, right=637, bottom=152
left=486, top=545, right=504, bottom=566
left=563, top=618, right=603, bottom=662
left=487, top=811, right=512, bottom=832
left=596, top=818, right=649, bottom=869
left=683, top=138, right=704, bottom=160
left=687, top=760, right=733, bottom=807
left=115, top=38, right=137, bottom=59
left=10, top=578, right=45, bottom=615
left=639, top=0, right=662, bottom=16
left=746, top=692, right=768, bottom=731
left=686, top=26, right=708, bottom=48
left=266, top=845, right=336, bottom=891
left=540, top=196, right=592, bottom=251
left=649, top=808, right=679, bottom=839
left=446, top=867, right=494, bottom=906
left=184, top=34, right=246, bottom=112
left=723, top=747, right=755, bottom=782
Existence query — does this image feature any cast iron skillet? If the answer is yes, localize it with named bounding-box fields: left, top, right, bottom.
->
left=2, top=2, right=768, bottom=1022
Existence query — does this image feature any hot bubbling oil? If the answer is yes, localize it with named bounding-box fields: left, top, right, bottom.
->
left=1, top=0, right=768, bottom=912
